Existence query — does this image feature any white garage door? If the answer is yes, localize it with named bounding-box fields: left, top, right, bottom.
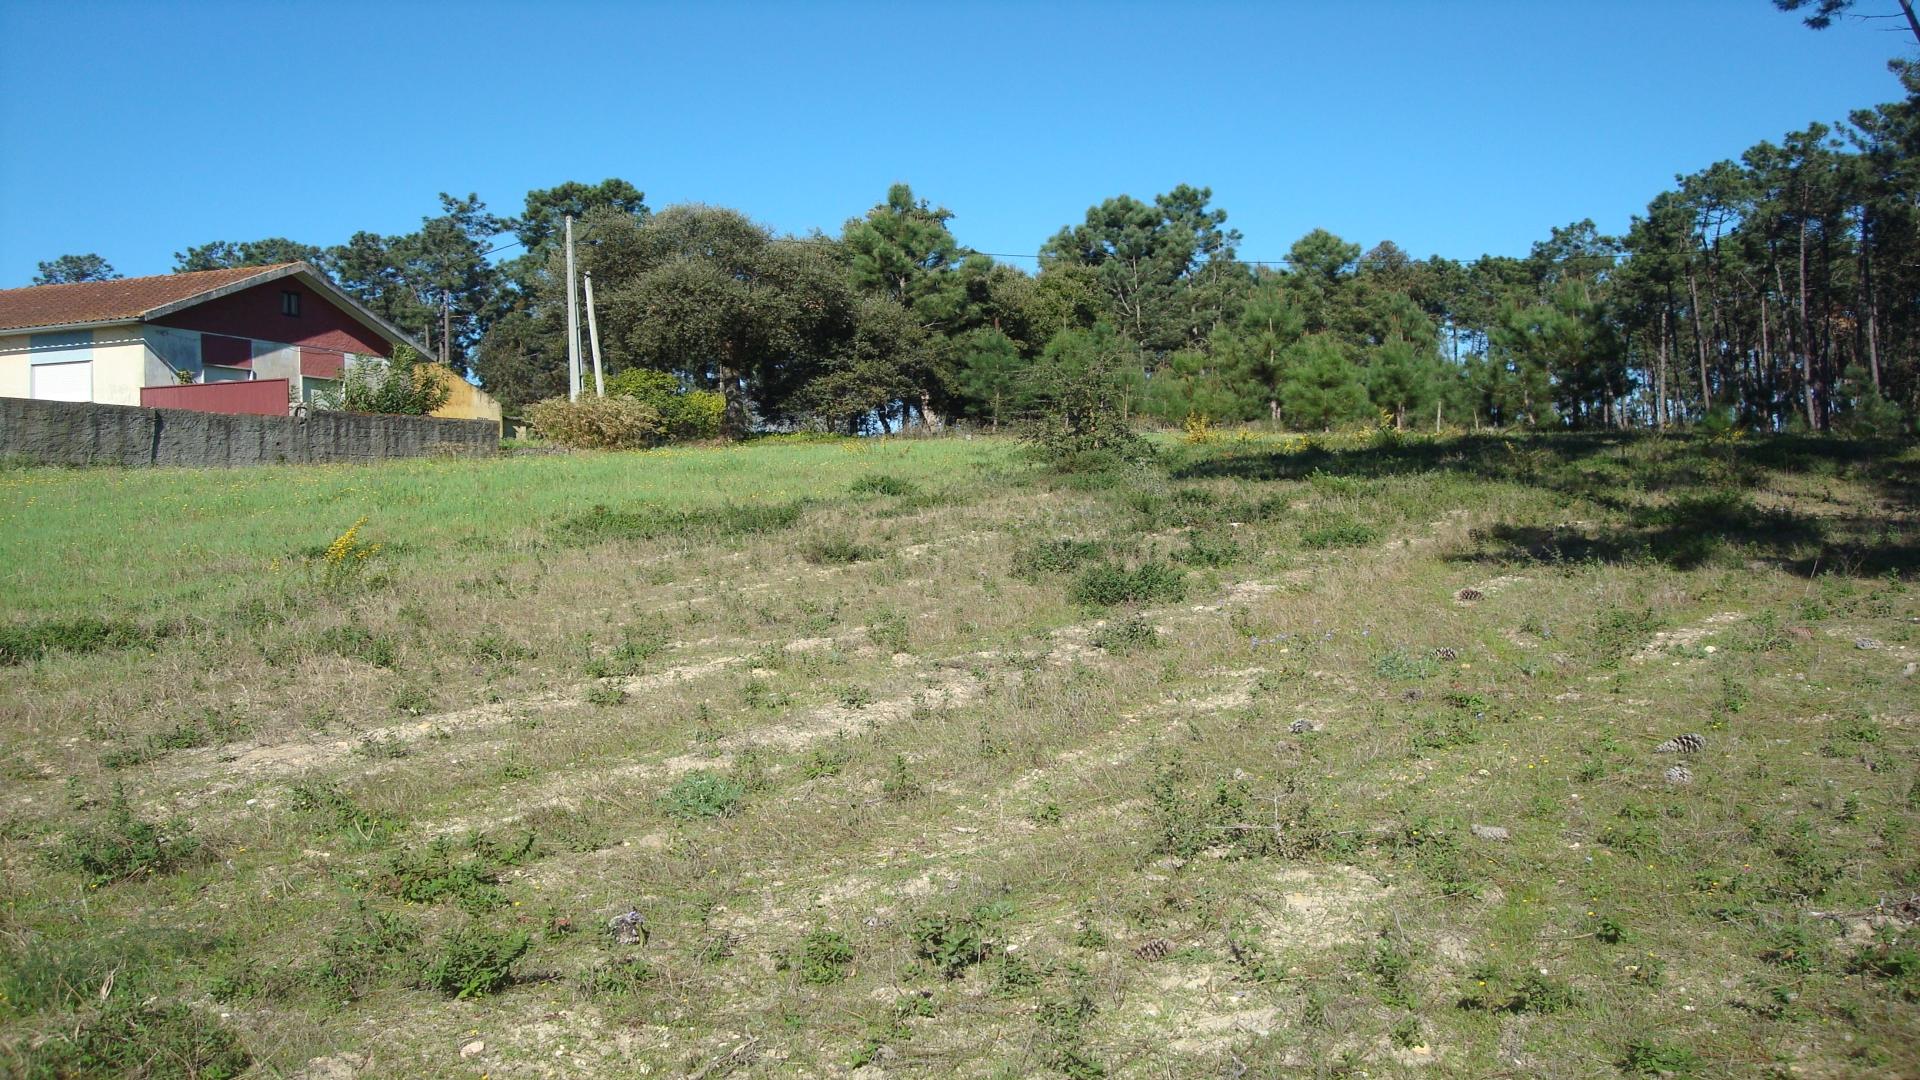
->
left=31, top=361, right=92, bottom=402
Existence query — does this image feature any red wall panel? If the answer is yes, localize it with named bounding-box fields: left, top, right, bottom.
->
left=154, top=279, right=392, bottom=357
left=141, top=378, right=291, bottom=416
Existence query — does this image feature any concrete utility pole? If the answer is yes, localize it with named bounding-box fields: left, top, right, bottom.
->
left=565, top=214, right=582, bottom=401
left=583, top=271, right=606, bottom=397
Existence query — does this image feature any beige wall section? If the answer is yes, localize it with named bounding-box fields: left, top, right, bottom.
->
left=426, top=363, right=503, bottom=429
left=87, top=325, right=150, bottom=406
left=0, top=334, right=28, bottom=399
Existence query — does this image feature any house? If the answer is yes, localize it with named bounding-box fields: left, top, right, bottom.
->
left=0, top=262, right=427, bottom=408
left=424, top=362, right=504, bottom=427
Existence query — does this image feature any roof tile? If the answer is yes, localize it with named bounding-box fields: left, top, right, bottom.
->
left=0, top=264, right=302, bottom=333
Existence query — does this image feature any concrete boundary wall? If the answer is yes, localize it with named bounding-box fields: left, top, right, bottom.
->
left=0, top=396, right=498, bottom=467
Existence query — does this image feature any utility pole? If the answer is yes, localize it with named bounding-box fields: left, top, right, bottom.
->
left=583, top=271, right=606, bottom=397
left=440, top=291, right=451, bottom=365
left=565, top=214, right=582, bottom=401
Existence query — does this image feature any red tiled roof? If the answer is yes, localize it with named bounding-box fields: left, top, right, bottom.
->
left=0, top=264, right=302, bottom=333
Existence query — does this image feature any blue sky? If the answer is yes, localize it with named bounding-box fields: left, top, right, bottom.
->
left=0, top=1, right=1909, bottom=286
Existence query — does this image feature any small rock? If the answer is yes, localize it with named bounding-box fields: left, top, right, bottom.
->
left=1470, top=824, right=1509, bottom=842
left=1288, top=717, right=1319, bottom=734
left=460, top=1039, right=485, bottom=1060
left=1856, top=638, right=1882, bottom=651
left=1903, top=662, right=1916, bottom=678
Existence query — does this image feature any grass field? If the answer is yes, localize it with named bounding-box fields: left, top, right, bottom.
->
left=1, top=430, right=1917, bottom=1078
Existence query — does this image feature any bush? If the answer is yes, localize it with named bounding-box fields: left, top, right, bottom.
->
left=604, top=368, right=724, bottom=440
left=800, top=533, right=873, bottom=565
left=1832, top=384, right=1914, bottom=438
left=314, top=345, right=451, bottom=417
left=1091, top=614, right=1159, bottom=654
left=419, top=925, right=530, bottom=998
left=527, top=394, right=664, bottom=449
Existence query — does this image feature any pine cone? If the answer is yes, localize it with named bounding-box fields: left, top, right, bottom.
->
left=1664, top=764, right=1694, bottom=785
left=1134, top=937, right=1174, bottom=962
left=1454, top=588, right=1484, bottom=602
left=1433, top=647, right=1459, bottom=662
left=1653, top=733, right=1705, bottom=754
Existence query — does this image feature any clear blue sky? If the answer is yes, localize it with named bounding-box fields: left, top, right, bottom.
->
left=0, top=1, right=1909, bottom=286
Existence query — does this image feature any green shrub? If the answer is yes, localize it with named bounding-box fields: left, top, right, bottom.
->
left=419, top=925, right=530, bottom=999
left=795, top=929, right=856, bottom=984
left=381, top=832, right=534, bottom=913
left=1174, top=532, right=1242, bottom=567
left=660, top=771, right=745, bottom=820
left=1068, top=561, right=1186, bottom=606
left=1619, top=1040, right=1703, bottom=1077
left=307, top=906, right=421, bottom=1004
left=526, top=394, right=665, bottom=449
left=604, top=367, right=724, bottom=440
left=0, top=616, right=155, bottom=666
left=51, top=786, right=202, bottom=886
left=1012, top=538, right=1106, bottom=579
left=314, top=344, right=451, bottom=416
left=583, top=627, right=668, bottom=678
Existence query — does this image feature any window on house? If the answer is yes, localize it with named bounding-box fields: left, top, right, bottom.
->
left=281, top=291, right=301, bottom=317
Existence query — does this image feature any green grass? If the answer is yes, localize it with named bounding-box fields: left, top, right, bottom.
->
left=1, top=430, right=1917, bottom=1077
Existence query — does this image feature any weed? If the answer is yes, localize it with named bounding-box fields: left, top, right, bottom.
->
left=1091, top=614, right=1159, bottom=653
left=1299, top=512, right=1378, bottom=549
left=18, top=1001, right=250, bottom=1078
left=660, top=771, right=745, bottom=820
left=851, top=473, right=919, bottom=497
left=585, top=681, right=629, bottom=706
left=469, top=631, right=533, bottom=663
left=801, top=532, right=873, bottom=565
left=578, top=956, right=654, bottom=998
left=0, top=616, right=157, bottom=666
left=419, top=924, right=530, bottom=998
left=316, top=622, right=397, bottom=668
left=583, top=627, right=667, bottom=678
left=307, top=906, right=421, bottom=1004
left=867, top=607, right=911, bottom=653
left=354, top=732, right=411, bottom=760
left=50, top=785, right=201, bottom=886
left=1174, top=531, right=1241, bottom=567
left=881, top=753, right=924, bottom=801
left=1619, top=1040, right=1703, bottom=1077
left=793, top=929, right=856, bottom=984
left=558, top=499, right=806, bottom=544
left=1069, top=561, right=1187, bottom=606
left=910, top=911, right=988, bottom=979
left=380, top=832, right=534, bottom=912
left=1012, top=538, right=1106, bottom=579
left=287, top=781, right=403, bottom=846
left=801, top=743, right=851, bottom=780
left=389, top=685, right=431, bottom=716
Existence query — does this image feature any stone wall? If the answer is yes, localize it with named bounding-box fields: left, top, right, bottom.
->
left=0, top=396, right=498, bottom=467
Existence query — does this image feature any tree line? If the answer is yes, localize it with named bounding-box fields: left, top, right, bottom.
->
left=33, top=63, right=1920, bottom=436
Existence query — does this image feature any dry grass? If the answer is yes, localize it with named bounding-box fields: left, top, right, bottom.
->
left=1, top=431, right=1917, bottom=1078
